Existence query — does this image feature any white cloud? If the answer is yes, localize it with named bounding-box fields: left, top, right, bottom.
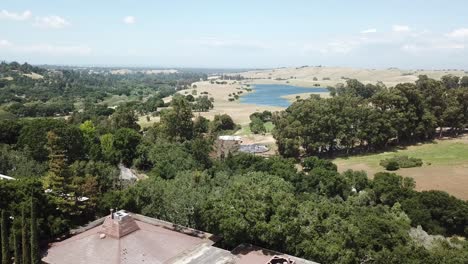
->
left=402, top=42, right=464, bottom=53
left=0, top=40, right=91, bottom=56
left=319, top=40, right=360, bottom=54
left=194, top=37, right=268, bottom=50
left=20, top=44, right=91, bottom=55
left=361, top=28, right=377, bottom=34
left=446, top=28, right=468, bottom=38
left=392, top=25, right=411, bottom=32
left=123, top=16, right=136, bottom=24
left=0, top=10, right=32, bottom=21
left=34, top=15, right=70, bottom=29
left=0, top=39, right=12, bottom=48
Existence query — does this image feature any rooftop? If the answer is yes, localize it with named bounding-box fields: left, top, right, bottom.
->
left=218, top=135, right=242, bottom=141
left=0, top=174, right=15, bottom=180
left=42, top=210, right=318, bottom=264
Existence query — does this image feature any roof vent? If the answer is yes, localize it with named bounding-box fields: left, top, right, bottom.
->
left=267, top=256, right=295, bottom=264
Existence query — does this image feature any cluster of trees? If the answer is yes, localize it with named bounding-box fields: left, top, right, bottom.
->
left=1, top=63, right=467, bottom=263
left=249, top=110, right=272, bottom=134
left=274, top=76, right=468, bottom=157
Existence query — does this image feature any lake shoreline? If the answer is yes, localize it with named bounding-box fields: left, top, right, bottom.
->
left=240, top=83, right=329, bottom=107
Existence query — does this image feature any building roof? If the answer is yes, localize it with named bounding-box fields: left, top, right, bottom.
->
left=42, top=211, right=318, bottom=264
left=218, top=135, right=242, bottom=141
left=232, top=244, right=319, bottom=264
left=42, top=211, right=222, bottom=264
left=0, top=174, right=15, bottom=180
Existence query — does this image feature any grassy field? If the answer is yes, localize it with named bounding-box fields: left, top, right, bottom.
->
left=334, top=137, right=468, bottom=200
left=334, top=139, right=468, bottom=168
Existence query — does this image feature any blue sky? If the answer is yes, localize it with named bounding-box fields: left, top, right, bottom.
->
left=1, top=0, right=468, bottom=69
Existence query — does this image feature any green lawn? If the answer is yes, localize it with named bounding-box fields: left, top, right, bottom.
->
left=334, top=139, right=468, bottom=168
left=237, top=121, right=275, bottom=135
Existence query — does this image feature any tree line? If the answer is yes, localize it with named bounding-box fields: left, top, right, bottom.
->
left=273, top=76, right=468, bottom=157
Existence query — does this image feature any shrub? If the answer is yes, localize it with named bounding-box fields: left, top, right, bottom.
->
left=380, top=156, right=423, bottom=170
left=385, top=160, right=400, bottom=171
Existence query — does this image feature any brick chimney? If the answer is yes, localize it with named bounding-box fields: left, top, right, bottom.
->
left=101, top=210, right=140, bottom=238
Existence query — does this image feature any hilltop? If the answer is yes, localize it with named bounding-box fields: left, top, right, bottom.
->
left=236, top=66, right=468, bottom=87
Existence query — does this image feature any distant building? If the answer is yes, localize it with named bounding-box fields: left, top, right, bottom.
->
left=218, top=135, right=242, bottom=141
left=0, top=174, right=15, bottom=180
left=213, top=136, right=242, bottom=159
left=42, top=210, right=318, bottom=264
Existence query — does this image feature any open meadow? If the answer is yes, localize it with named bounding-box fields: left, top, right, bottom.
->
left=334, top=136, right=468, bottom=200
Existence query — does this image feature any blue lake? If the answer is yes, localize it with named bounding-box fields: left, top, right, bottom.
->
left=240, top=84, right=329, bottom=107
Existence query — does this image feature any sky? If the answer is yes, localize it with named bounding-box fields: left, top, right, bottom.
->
left=1, top=0, right=468, bottom=69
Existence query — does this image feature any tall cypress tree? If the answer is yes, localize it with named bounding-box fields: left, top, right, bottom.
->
left=21, top=207, right=29, bottom=264
left=29, top=200, right=39, bottom=264
left=13, top=228, right=20, bottom=264
left=1, top=210, right=10, bottom=264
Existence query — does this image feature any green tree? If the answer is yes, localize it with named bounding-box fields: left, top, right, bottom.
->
left=302, top=156, right=337, bottom=172
left=193, top=96, right=213, bottom=112
left=0, top=120, right=22, bottom=145
left=211, top=114, right=235, bottom=132
left=201, top=172, right=296, bottom=249
left=372, top=172, right=415, bottom=205
left=79, top=120, right=101, bottom=160
left=100, top=134, right=119, bottom=164
left=17, top=119, right=85, bottom=162
left=160, top=96, right=193, bottom=141
left=1, top=210, right=9, bottom=264
left=21, top=206, right=29, bottom=264
left=113, top=128, right=141, bottom=166
left=342, top=170, right=369, bottom=192
left=109, top=106, right=141, bottom=131
left=13, top=227, right=20, bottom=264
left=460, top=76, right=468, bottom=88
left=249, top=117, right=266, bottom=134
left=187, top=137, right=213, bottom=169
left=42, top=131, right=79, bottom=216
left=30, top=199, right=39, bottom=264
left=441, top=74, right=460, bottom=89
left=147, top=140, right=197, bottom=179
left=193, top=116, right=209, bottom=135
left=401, top=190, right=468, bottom=236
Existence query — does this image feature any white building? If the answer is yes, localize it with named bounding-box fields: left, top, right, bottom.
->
left=0, top=174, right=15, bottom=180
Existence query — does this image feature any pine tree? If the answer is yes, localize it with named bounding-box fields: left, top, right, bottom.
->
left=30, top=200, right=39, bottom=264
left=1, top=210, right=10, bottom=264
left=21, top=207, right=29, bottom=264
left=42, top=131, right=78, bottom=215
left=43, top=131, right=68, bottom=194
